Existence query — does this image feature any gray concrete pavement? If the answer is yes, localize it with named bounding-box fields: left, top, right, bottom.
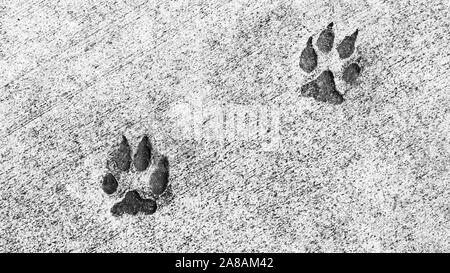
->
left=0, top=0, right=449, bottom=252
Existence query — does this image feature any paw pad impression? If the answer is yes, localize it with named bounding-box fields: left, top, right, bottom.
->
left=149, top=156, right=169, bottom=195
left=133, top=136, right=152, bottom=172
left=102, top=173, right=118, bottom=195
left=336, top=29, right=358, bottom=59
left=299, top=23, right=362, bottom=105
left=111, top=136, right=132, bottom=172
left=299, top=36, right=318, bottom=73
left=316, top=22, right=335, bottom=53
left=342, top=62, right=362, bottom=84
left=111, top=190, right=157, bottom=216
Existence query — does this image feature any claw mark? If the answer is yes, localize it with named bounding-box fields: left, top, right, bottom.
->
left=299, top=36, right=318, bottom=73
left=316, top=22, right=335, bottom=53
left=337, top=29, right=358, bottom=59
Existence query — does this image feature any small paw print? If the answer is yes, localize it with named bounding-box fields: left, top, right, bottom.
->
left=299, top=23, right=362, bottom=105
left=101, top=135, right=170, bottom=217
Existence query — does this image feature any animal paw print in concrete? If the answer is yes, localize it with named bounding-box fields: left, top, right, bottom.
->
left=101, top=135, right=170, bottom=216
left=299, top=23, right=362, bottom=105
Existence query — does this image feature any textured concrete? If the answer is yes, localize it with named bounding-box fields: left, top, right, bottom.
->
left=0, top=0, right=449, bottom=252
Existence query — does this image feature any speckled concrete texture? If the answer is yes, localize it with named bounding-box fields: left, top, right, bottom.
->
left=0, top=0, right=449, bottom=252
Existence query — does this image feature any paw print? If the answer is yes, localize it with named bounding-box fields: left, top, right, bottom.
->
left=101, top=135, right=170, bottom=217
left=299, top=23, right=362, bottom=105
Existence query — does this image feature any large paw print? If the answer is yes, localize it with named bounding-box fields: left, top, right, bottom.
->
left=101, top=135, right=169, bottom=216
left=299, top=23, right=362, bottom=105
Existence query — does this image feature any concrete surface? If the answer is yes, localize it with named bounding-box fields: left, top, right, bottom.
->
left=0, top=0, right=449, bottom=252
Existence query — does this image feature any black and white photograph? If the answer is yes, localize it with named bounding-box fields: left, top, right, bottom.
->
left=0, top=0, right=449, bottom=259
